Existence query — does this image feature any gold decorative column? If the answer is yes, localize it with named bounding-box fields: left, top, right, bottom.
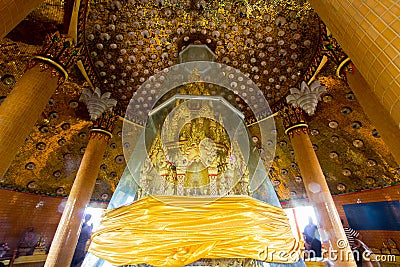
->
left=309, top=0, right=400, bottom=127
left=0, top=32, right=78, bottom=179
left=0, top=0, right=44, bottom=38
left=283, top=79, right=357, bottom=266
left=45, top=89, right=117, bottom=267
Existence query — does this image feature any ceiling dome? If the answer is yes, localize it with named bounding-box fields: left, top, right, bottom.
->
left=83, top=0, right=322, bottom=111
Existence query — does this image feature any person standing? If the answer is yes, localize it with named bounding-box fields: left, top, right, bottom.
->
left=304, top=234, right=322, bottom=258
left=304, top=216, right=320, bottom=241
left=71, top=214, right=93, bottom=267
left=303, top=217, right=322, bottom=258
left=341, top=219, right=363, bottom=267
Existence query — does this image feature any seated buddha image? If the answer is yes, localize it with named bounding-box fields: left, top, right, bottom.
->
left=177, top=118, right=225, bottom=193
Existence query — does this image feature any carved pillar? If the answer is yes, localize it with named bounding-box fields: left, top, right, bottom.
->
left=45, top=88, right=117, bottom=267
left=0, top=32, right=79, bottom=179
left=0, top=0, right=44, bottom=38
left=208, top=167, right=218, bottom=196
left=221, top=166, right=233, bottom=195
left=158, top=174, right=167, bottom=195
left=176, top=168, right=185, bottom=196
left=282, top=83, right=356, bottom=266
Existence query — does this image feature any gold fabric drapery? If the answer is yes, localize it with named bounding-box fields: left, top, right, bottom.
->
left=89, top=195, right=302, bottom=266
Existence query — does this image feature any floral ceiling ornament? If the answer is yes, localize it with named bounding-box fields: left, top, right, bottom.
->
left=286, top=80, right=327, bottom=116
left=79, top=87, right=117, bottom=120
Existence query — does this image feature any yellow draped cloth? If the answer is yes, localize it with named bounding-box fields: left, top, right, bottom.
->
left=89, top=195, right=302, bottom=266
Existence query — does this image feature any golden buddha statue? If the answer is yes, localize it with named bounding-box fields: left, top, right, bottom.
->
left=139, top=93, right=249, bottom=198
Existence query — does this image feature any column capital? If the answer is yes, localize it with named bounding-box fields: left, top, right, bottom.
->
left=281, top=79, right=326, bottom=137
left=90, top=111, right=118, bottom=141
left=279, top=103, right=309, bottom=138
left=322, top=33, right=354, bottom=79
left=27, top=32, right=81, bottom=84
left=80, top=87, right=118, bottom=120
left=79, top=87, right=118, bottom=140
left=286, top=80, right=326, bottom=116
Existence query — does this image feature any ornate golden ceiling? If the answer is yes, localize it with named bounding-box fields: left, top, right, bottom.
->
left=82, top=0, right=321, bottom=111
left=0, top=0, right=398, bottom=201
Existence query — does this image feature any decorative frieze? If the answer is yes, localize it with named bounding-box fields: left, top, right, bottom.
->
left=279, top=103, right=308, bottom=138
left=27, top=32, right=81, bottom=84
left=322, top=32, right=354, bottom=78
